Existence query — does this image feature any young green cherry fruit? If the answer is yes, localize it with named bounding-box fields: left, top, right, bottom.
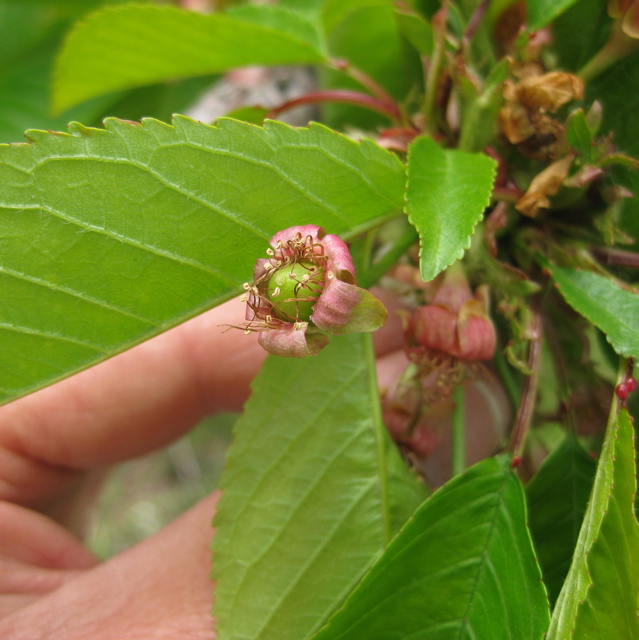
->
left=240, top=224, right=387, bottom=357
left=265, top=260, right=324, bottom=322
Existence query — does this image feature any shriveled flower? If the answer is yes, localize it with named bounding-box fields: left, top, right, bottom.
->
left=240, top=225, right=387, bottom=357
left=399, top=263, right=497, bottom=403
left=499, top=70, right=583, bottom=158
left=515, top=154, right=574, bottom=217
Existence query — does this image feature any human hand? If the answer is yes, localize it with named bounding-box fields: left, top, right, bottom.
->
left=0, top=298, right=268, bottom=639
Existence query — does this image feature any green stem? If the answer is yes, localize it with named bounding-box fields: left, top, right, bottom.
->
left=451, top=384, right=466, bottom=476
left=423, top=1, right=449, bottom=136
left=365, top=333, right=391, bottom=546
left=579, top=20, right=639, bottom=83
left=359, top=224, right=419, bottom=289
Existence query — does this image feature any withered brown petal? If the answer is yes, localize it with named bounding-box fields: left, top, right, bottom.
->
left=516, top=154, right=574, bottom=217
left=516, top=72, right=584, bottom=112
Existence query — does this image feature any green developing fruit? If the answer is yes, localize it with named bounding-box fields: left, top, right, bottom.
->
left=266, top=260, right=324, bottom=322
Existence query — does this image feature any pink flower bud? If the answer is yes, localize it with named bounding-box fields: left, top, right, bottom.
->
left=240, top=225, right=387, bottom=357
left=411, top=267, right=496, bottom=362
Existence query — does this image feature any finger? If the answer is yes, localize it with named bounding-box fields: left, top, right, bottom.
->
left=0, top=502, right=98, bottom=620
left=0, top=492, right=219, bottom=640
left=0, top=298, right=266, bottom=471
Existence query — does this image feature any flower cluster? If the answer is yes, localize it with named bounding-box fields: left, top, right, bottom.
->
left=240, top=225, right=387, bottom=357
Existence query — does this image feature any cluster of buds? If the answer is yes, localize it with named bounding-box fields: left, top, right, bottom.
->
left=381, top=263, right=498, bottom=459
left=240, top=224, right=387, bottom=357
left=402, top=264, right=497, bottom=384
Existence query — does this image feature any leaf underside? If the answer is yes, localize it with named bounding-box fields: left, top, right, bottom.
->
left=212, top=333, right=427, bottom=640
left=311, top=455, right=550, bottom=640
left=0, top=116, right=405, bottom=405
left=405, top=136, right=497, bottom=283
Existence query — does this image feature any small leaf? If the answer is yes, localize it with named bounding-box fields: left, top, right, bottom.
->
left=394, top=6, right=434, bottom=56
left=526, top=434, right=597, bottom=605
left=547, top=408, right=639, bottom=639
left=0, top=117, right=405, bottom=405
left=549, top=266, right=639, bottom=359
left=53, top=4, right=326, bottom=112
left=565, top=109, right=594, bottom=163
left=212, top=333, right=427, bottom=640
left=311, top=455, right=550, bottom=640
left=406, top=136, right=497, bottom=282
left=527, top=0, right=582, bottom=30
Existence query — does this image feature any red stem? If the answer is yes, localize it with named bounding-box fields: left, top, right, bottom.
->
left=591, top=246, right=639, bottom=270
left=508, top=306, right=543, bottom=458
left=464, top=0, right=490, bottom=44
left=267, top=89, right=402, bottom=122
left=329, top=59, right=399, bottom=109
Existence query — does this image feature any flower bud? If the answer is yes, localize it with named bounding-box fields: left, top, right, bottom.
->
left=411, top=267, right=496, bottom=362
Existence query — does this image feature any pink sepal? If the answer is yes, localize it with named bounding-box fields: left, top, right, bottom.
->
left=258, top=324, right=329, bottom=358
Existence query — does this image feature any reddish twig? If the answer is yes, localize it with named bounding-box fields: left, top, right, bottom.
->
left=591, top=246, right=639, bottom=270
left=266, top=89, right=402, bottom=122
left=508, top=305, right=543, bottom=459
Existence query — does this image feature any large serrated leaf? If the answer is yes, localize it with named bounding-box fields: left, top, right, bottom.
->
left=311, top=455, right=550, bottom=640
left=53, top=4, right=326, bottom=113
left=405, top=136, right=497, bottom=282
left=547, top=408, right=639, bottom=639
left=549, top=266, right=639, bottom=359
left=0, top=116, right=405, bottom=405
left=212, top=333, right=427, bottom=640
left=526, top=434, right=597, bottom=605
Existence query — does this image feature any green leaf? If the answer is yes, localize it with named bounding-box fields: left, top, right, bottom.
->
left=565, top=109, right=594, bottom=164
left=588, top=49, right=639, bottom=241
left=53, top=4, right=326, bottom=113
left=526, top=434, right=597, bottom=605
left=549, top=0, right=610, bottom=73
left=212, top=333, right=427, bottom=640
left=527, top=0, right=582, bottom=30
left=547, top=408, right=639, bottom=639
left=394, top=6, right=434, bottom=56
left=0, top=116, right=405, bottom=405
left=405, top=136, right=497, bottom=282
left=311, top=455, right=550, bottom=640
left=549, top=266, right=639, bottom=359
left=320, top=0, right=420, bottom=129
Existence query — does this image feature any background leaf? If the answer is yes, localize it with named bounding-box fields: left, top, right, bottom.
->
left=53, top=4, right=326, bottom=113
left=526, top=0, right=582, bottom=30
left=320, top=0, right=420, bottom=129
left=547, top=408, right=639, bottom=639
left=212, top=333, right=427, bottom=640
left=587, top=49, right=639, bottom=242
left=549, top=266, right=639, bottom=359
left=311, top=455, right=550, bottom=640
left=405, top=136, right=497, bottom=282
left=0, top=116, right=405, bottom=405
left=565, top=109, right=594, bottom=164
left=526, top=434, right=597, bottom=605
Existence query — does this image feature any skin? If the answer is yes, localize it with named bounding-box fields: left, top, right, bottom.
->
left=0, top=293, right=506, bottom=639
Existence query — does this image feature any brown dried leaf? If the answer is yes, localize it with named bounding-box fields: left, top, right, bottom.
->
left=516, top=154, right=574, bottom=217
left=516, top=72, right=584, bottom=112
